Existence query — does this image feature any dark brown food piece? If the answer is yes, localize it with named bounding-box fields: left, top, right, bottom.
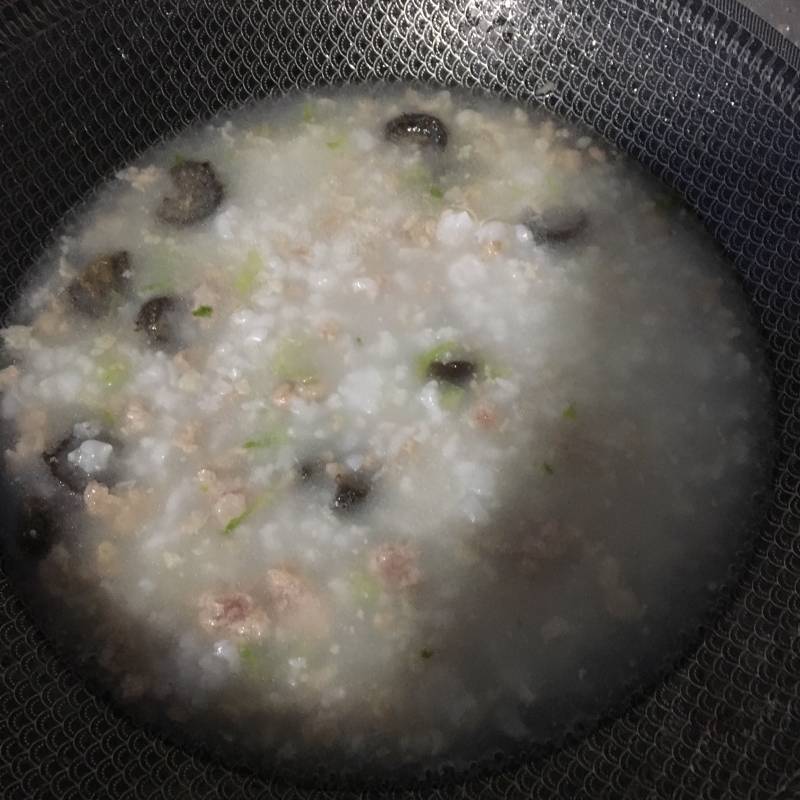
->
left=385, top=113, right=448, bottom=149
left=67, top=251, right=129, bottom=317
left=297, top=461, right=317, bottom=482
left=17, top=497, right=58, bottom=559
left=522, top=207, right=587, bottom=244
left=427, top=359, right=476, bottom=386
left=332, top=471, right=371, bottom=512
left=43, top=431, right=118, bottom=494
left=157, top=160, right=224, bottom=226
left=135, top=295, right=183, bottom=350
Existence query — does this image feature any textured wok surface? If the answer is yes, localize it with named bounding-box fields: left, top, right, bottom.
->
left=740, top=1, right=800, bottom=47
left=1, top=1, right=800, bottom=798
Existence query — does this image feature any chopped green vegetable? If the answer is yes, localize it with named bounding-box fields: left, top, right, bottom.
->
left=239, top=643, right=272, bottom=681
left=273, top=337, right=317, bottom=383
left=221, top=489, right=276, bottom=535
left=349, top=571, right=381, bottom=605
left=243, top=428, right=288, bottom=450
left=415, top=340, right=460, bottom=380
left=239, top=643, right=259, bottom=667
left=223, top=511, right=249, bottom=534
left=98, top=359, right=129, bottom=390
left=542, top=462, right=555, bottom=476
left=399, top=163, right=432, bottom=191
left=234, top=249, right=264, bottom=296
left=355, top=336, right=364, bottom=346
left=399, top=164, right=445, bottom=199
left=439, top=384, right=465, bottom=411
left=302, top=103, right=314, bottom=123
left=562, top=403, right=578, bottom=421
left=191, top=305, right=213, bottom=318
left=173, top=153, right=186, bottom=167
left=326, top=136, right=345, bottom=150
left=481, top=360, right=511, bottom=380
left=420, top=648, right=435, bottom=660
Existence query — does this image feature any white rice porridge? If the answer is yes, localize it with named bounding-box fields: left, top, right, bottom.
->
left=0, top=86, right=773, bottom=774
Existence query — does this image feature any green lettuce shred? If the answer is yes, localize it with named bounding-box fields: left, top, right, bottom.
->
left=239, top=643, right=273, bottom=681
left=222, top=489, right=276, bottom=535
left=562, top=403, right=578, bottom=421
left=234, top=249, right=264, bottom=296
left=98, top=359, right=129, bottom=390
left=273, top=337, right=317, bottom=383
left=349, top=571, right=381, bottom=606
left=399, top=164, right=445, bottom=200
left=243, top=428, right=289, bottom=450
left=439, top=385, right=465, bottom=411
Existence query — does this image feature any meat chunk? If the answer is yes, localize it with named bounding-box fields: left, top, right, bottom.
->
left=174, top=421, right=200, bottom=454
left=214, top=492, right=246, bottom=526
left=197, top=591, right=269, bottom=639
left=265, top=568, right=329, bottom=636
left=120, top=399, right=152, bottom=435
left=83, top=481, right=150, bottom=536
left=470, top=403, right=499, bottom=430
left=6, top=407, right=47, bottom=463
left=369, top=542, right=422, bottom=589
left=265, top=568, right=310, bottom=615
left=271, top=379, right=328, bottom=407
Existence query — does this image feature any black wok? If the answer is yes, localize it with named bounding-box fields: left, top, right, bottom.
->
left=1, top=1, right=800, bottom=798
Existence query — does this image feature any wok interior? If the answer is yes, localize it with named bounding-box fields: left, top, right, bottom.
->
left=0, top=1, right=799, bottom=797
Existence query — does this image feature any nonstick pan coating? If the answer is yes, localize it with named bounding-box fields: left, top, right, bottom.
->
left=1, top=1, right=800, bottom=798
